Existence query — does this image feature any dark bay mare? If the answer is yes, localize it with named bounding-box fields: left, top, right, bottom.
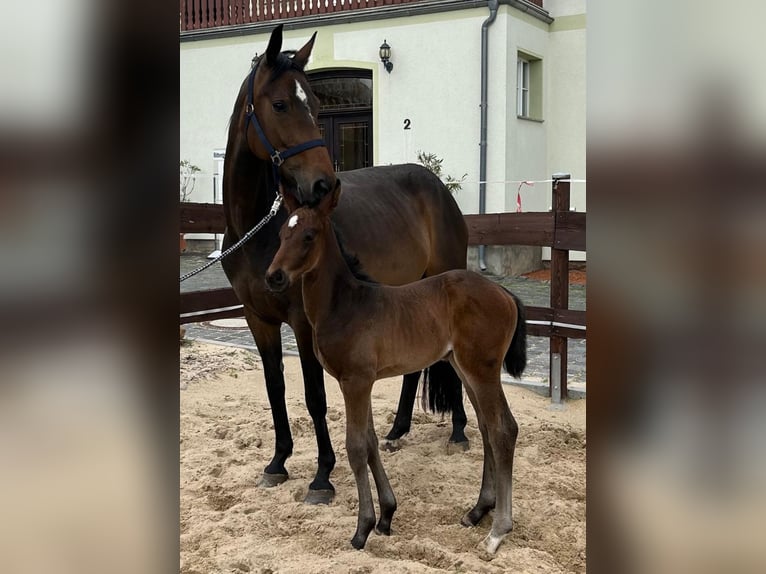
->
left=221, top=24, right=469, bottom=504
left=265, top=187, right=527, bottom=555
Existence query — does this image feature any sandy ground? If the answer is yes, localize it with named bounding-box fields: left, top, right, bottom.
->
left=180, top=341, right=586, bottom=574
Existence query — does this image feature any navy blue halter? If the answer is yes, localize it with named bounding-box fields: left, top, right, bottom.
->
left=245, top=58, right=326, bottom=194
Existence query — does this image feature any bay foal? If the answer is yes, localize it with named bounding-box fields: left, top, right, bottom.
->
left=265, top=186, right=527, bottom=555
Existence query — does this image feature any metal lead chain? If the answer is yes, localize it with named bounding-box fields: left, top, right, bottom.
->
left=179, top=194, right=283, bottom=283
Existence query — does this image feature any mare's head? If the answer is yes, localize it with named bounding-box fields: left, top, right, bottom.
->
left=265, top=184, right=341, bottom=293
left=239, top=25, right=335, bottom=206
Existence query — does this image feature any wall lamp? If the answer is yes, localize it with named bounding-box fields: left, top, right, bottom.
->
left=379, top=40, right=393, bottom=73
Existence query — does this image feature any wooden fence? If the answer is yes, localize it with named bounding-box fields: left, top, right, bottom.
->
left=180, top=175, right=585, bottom=398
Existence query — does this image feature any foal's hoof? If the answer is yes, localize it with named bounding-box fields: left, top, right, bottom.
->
left=480, top=532, right=508, bottom=557
left=381, top=439, right=402, bottom=452
left=447, top=440, right=470, bottom=454
left=258, top=472, right=288, bottom=488
left=304, top=488, right=334, bottom=505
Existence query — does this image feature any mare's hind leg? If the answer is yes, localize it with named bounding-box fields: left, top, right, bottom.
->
left=382, top=371, right=421, bottom=451
left=340, top=376, right=378, bottom=550
left=429, top=361, right=469, bottom=449
left=244, top=309, right=292, bottom=487
left=365, top=404, right=397, bottom=535
left=292, top=317, right=336, bottom=504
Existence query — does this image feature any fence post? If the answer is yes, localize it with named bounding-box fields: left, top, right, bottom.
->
left=550, top=173, right=570, bottom=400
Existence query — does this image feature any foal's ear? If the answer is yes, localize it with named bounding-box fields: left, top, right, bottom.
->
left=293, top=32, right=317, bottom=70
left=318, top=180, right=342, bottom=217
left=281, top=188, right=301, bottom=214
left=266, top=24, right=284, bottom=67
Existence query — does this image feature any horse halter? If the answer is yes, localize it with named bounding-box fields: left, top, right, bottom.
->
left=245, top=59, right=326, bottom=194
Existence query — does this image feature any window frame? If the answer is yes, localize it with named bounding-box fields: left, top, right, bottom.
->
left=517, top=58, right=530, bottom=118
left=516, top=51, right=543, bottom=121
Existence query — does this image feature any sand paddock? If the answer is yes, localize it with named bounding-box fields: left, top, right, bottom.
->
left=180, top=341, right=585, bottom=573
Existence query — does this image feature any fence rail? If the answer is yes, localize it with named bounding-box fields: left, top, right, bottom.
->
left=180, top=176, right=585, bottom=398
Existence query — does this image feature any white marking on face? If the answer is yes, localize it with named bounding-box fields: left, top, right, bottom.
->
left=294, top=79, right=315, bottom=125
left=288, top=214, right=299, bottom=228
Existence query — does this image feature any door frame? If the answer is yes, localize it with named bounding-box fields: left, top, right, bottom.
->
left=308, top=69, right=373, bottom=172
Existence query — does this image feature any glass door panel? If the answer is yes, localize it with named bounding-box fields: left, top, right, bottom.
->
left=336, top=120, right=369, bottom=171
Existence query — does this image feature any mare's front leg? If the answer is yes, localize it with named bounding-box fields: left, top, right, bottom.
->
left=340, top=376, right=377, bottom=550
left=292, top=317, right=336, bottom=504
left=382, top=371, right=421, bottom=451
left=244, top=309, right=292, bottom=487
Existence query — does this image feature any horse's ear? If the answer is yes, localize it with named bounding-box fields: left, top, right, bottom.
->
left=266, top=24, right=284, bottom=67
left=281, top=188, right=301, bottom=214
left=318, top=180, right=342, bottom=217
left=292, top=32, right=317, bottom=70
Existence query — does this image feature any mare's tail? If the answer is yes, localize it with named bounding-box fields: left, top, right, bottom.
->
left=503, top=290, right=527, bottom=379
left=421, top=361, right=462, bottom=414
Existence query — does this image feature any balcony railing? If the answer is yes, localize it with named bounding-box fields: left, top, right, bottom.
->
left=181, top=0, right=425, bottom=31
left=181, top=1, right=545, bottom=32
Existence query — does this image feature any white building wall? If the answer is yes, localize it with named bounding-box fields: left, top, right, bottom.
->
left=545, top=3, right=587, bottom=260
left=503, top=8, right=549, bottom=214
left=329, top=9, right=487, bottom=216
left=180, top=3, right=586, bottom=256
left=547, top=22, right=586, bottom=208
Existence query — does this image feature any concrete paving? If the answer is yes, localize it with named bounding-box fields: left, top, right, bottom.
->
left=181, top=254, right=586, bottom=393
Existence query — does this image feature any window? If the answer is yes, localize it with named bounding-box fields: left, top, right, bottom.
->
left=517, top=58, right=530, bottom=117
left=516, top=52, right=542, bottom=120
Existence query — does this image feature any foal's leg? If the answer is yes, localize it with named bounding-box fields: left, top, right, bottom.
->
left=244, top=310, right=291, bottom=486
left=292, top=317, right=336, bottom=504
left=365, top=404, right=397, bottom=535
left=450, top=364, right=495, bottom=526
left=382, top=371, right=421, bottom=451
left=340, top=376, right=378, bottom=550
left=473, top=383, right=519, bottom=555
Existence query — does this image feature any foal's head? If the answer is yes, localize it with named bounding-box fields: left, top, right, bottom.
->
left=240, top=24, right=336, bottom=206
left=265, top=184, right=341, bottom=293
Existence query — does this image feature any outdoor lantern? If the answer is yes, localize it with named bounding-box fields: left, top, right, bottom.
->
left=379, top=40, right=393, bottom=73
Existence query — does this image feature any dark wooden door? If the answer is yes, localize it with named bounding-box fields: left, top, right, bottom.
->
left=318, top=113, right=372, bottom=172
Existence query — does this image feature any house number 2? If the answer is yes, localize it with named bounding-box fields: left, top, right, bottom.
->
left=403, top=119, right=411, bottom=130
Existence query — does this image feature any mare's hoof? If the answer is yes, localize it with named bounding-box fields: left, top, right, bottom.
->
left=350, top=535, right=367, bottom=550
left=461, top=513, right=478, bottom=527
left=447, top=440, right=470, bottom=454
left=304, top=488, right=334, bottom=505
left=381, top=439, right=402, bottom=452
left=374, top=525, right=392, bottom=536
left=258, top=472, right=288, bottom=488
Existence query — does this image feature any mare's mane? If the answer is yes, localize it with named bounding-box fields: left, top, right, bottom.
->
left=331, top=222, right=378, bottom=285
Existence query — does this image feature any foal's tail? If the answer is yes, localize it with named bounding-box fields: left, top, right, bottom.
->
left=503, top=290, right=527, bottom=379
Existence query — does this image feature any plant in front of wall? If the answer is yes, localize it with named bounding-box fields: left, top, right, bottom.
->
left=416, top=150, right=467, bottom=194
left=180, top=159, right=201, bottom=202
